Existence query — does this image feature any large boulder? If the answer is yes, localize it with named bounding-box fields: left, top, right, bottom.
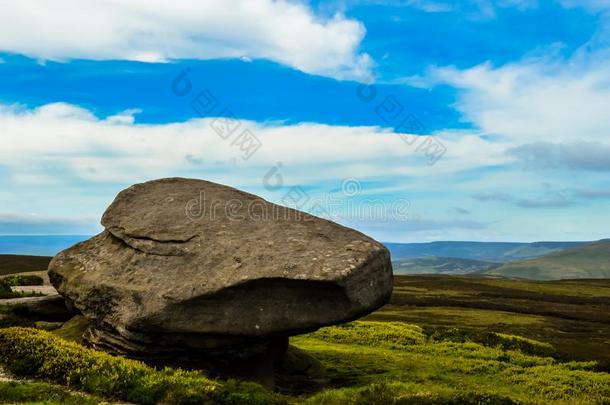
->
left=48, top=178, right=393, bottom=377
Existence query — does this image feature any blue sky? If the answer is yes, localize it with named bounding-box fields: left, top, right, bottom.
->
left=1, top=0, right=610, bottom=242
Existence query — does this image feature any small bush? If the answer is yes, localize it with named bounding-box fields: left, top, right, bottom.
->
left=0, top=327, right=284, bottom=405
left=1, top=275, right=44, bottom=286
left=424, top=327, right=556, bottom=357
left=0, top=280, right=17, bottom=299
left=0, top=280, right=11, bottom=294
left=307, top=321, right=426, bottom=348
left=0, top=279, right=44, bottom=299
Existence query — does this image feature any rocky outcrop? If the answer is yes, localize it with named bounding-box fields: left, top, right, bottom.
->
left=4, top=295, right=75, bottom=322
left=48, top=178, right=393, bottom=380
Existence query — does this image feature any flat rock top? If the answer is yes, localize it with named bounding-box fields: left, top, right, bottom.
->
left=102, top=178, right=244, bottom=243
left=96, top=178, right=386, bottom=286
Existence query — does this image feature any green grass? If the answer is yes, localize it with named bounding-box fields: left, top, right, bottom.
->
left=372, top=275, right=610, bottom=370
left=0, top=381, right=104, bottom=405
left=1, top=275, right=610, bottom=404
left=291, top=322, right=610, bottom=404
left=2, top=321, right=609, bottom=404
left=0, top=327, right=284, bottom=405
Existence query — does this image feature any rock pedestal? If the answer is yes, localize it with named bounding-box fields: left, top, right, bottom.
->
left=48, top=178, right=393, bottom=383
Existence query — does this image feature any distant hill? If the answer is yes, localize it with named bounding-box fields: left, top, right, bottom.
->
left=480, top=240, right=610, bottom=280
left=392, top=256, right=500, bottom=275
left=0, top=254, right=52, bottom=276
left=385, top=241, right=587, bottom=263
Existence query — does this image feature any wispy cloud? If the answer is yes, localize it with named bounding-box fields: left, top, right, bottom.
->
left=507, top=142, right=610, bottom=172
left=449, top=207, right=471, bottom=215
left=472, top=190, right=575, bottom=208
left=574, top=188, right=610, bottom=200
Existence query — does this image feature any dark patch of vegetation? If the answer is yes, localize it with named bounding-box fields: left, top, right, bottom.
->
left=423, top=326, right=556, bottom=358
left=0, top=305, right=35, bottom=329
left=0, top=279, right=45, bottom=299
left=0, top=381, right=104, bottom=405
left=367, top=275, right=610, bottom=370
left=1, top=274, right=44, bottom=286
left=0, top=254, right=51, bottom=276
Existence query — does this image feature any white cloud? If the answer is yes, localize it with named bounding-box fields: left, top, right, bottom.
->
left=0, top=101, right=519, bottom=240
left=508, top=142, right=610, bottom=171
left=0, top=0, right=371, bottom=80
left=0, top=102, right=505, bottom=187
left=430, top=55, right=610, bottom=146
left=1, top=101, right=607, bottom=241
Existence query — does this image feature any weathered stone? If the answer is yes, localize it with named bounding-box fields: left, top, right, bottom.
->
left=8, top=295, right=76, bottom=322
left=48, top=178, right=393, bottom=377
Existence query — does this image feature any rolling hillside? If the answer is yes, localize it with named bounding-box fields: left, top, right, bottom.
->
left=392, top=256, right=500, bottom=275
left=481, top=240, right=610, bottom=280
left=0, top=255, right=52, bottom=276
left=385, top=241, right=586, bottom=262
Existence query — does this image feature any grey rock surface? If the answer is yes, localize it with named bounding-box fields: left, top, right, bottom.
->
left=48, top=178, right=393, bottom=358
left=6, top=295, right=75, bottom=322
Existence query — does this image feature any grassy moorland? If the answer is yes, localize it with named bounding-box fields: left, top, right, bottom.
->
left=367, top=275, right=610, bottom=370
left=0, top=320, right=608, bottom=404
left=0, top=255, right=51, bottom=277
left=292, top=321, right=610, bottom=404
left=0, top=270, right=609, bottom=404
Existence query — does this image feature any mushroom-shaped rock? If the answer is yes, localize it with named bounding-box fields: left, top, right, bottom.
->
left=48, top=178, right=393, bottom=369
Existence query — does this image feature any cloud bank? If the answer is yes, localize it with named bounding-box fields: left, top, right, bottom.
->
left=0, top=0, right=371, bottom=80
left=0, top=102, right=497, bottom=187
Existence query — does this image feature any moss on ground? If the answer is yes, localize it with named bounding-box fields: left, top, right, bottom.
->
left=0, top=381, right=104, bottom=405
left=0, top=327, right=285, bottom=405
left=291, top=321, right=610, bottom=405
